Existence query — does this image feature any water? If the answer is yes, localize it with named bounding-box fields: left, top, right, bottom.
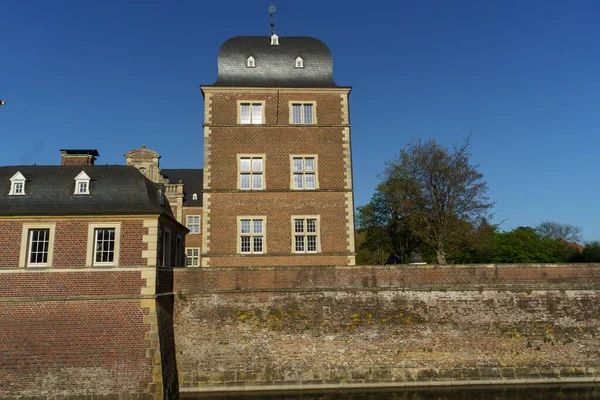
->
left=182, top=384, right=600, bottom=400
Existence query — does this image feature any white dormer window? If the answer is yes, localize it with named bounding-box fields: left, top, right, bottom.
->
left=192, top=193, right=198, bottom=200
left=246, top=56, right=256, bottom=68
left=74, top=171, right=91, bottom=195
left=9, top=171, right=26, bottom=196
left=270, top=34, right=279, bottom=46
left=295, top=57, right=304, bottom=68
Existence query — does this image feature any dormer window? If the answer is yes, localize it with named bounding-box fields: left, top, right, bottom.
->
left=295, top=57, right=304, bottom=68
left=246, top=56, right=256, bottom=68
left=74, top=171, right=91, bottom=195
left=9, top=171, right=26, bottom=196
left=270, top=34, right=279, bottom=46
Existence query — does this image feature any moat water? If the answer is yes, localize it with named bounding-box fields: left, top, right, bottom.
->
left=182, top=384, right=600, bottom=399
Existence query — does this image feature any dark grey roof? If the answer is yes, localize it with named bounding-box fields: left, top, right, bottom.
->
left=212, top=36, right=339, bottom=88
left=0, top=165, right=172, bottom=216
left=161, top=169, right=203, bottom=207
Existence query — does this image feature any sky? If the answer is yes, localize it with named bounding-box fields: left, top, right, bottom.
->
left=1, top=1, right=600, bottom=240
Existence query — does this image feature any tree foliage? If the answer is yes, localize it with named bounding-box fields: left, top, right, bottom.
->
left=357, top=136, right=494, bottom=264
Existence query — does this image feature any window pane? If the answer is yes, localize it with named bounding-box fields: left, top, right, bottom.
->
left=295, top=236, right=305, bottom=252
left=304, top=158, right=315, bottom=171
left=292, top=104, right=302, bottom=124
left=307, top=219, right=317, bottom=233
left=253, top=237, right=263, bottom=253
left=193, top=249, right=199, bottom=256
left=241, top=237, right=251, bottom=253
left=293, top=174, right=303, bottom=189
left=253, top=220, right=263, bottom=234
left=305, top=174, right=315, bottom=189
left=293, top=158, right=303, bottom=172
left=304, top=104, right=313, bottom=124
left=240, top=174, right=251, bottom=189
left=294, top=219, right=304, bottom=233
left=241, top=220, right=251, bottom=234
left=240, top=104, right=250, bottom=124
left=251, top=104, right=262, bottom=124
left=186, top=257, right=193, bottom=266
left=307, top=236, right=317, bottom=252
left=252, top=158, right=263, bottom=172
left=240, top=158, right=251, bottom=171
left=252, top=174, right=262, bottom=189
left=193, top=216, right=199, bottom=224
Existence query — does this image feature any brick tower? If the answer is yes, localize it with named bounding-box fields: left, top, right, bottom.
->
left=201, top=33, right=355, bottom=267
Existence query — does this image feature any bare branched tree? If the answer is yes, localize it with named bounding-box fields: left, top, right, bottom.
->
left=535, top=221, right=582, bottom=243
left=385, top=135, right=494, bottom=264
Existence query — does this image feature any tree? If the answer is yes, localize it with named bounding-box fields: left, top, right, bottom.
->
left=356, top=178, right=422, bottom=264
left=382, top=136, right=494, bottom=264
left=535, top=221, right=582, bottom=243
left=490, top=227, right=580, bottom=263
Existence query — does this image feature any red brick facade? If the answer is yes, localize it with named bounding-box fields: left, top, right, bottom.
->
left=201, top=88, right=355, bottom=267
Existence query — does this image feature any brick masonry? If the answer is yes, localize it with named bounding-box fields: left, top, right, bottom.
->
left=173, top=264, right=600, bottom=392
left=201, top=89, right=355, bottom=267
left=0, top=267, right=179, bottom=400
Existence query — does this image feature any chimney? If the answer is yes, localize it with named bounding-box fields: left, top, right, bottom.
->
left=60, top=149, right=100, bottom=166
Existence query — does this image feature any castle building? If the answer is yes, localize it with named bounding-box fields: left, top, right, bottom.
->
left=0, top=149, right=187, bottom=270
left=126, top=33, right=355, bottom=268
left=200, top=34, right=355, bottom=267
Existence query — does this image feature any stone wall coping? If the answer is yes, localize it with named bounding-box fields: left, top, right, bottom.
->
left=175, top=263, right=600, bottom=272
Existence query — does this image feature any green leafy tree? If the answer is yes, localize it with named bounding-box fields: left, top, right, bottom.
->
left=491, top=227, right=578, bottom=263
left=356, top=179, right=421, bottom=264
left=571, top=241, right=600, bottom=262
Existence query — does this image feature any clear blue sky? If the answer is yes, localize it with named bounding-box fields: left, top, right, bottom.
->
left=2, top=1, right=600, bottom=241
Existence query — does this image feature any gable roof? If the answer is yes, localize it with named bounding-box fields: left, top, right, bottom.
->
left=212, top=36, right=340, bottom=88
left=161, top=169, right=203, bottom=207
left=0, top=165, right=173, bottom=216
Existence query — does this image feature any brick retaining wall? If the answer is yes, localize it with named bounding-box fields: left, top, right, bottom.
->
left=173, top=264, right=600, bottom=393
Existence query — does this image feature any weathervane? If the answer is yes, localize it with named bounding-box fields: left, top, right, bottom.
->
left=269, top=3, right=276, bottom=35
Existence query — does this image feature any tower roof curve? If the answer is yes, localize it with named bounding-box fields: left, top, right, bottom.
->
left=213, top=36, right=339, bottom=88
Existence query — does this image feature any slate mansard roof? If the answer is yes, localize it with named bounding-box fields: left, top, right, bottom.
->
left=161, top=169, right=204, bottom=207
left=212, top=36, right=340, bottom=88
left=0, top=165, right=172, bottom=216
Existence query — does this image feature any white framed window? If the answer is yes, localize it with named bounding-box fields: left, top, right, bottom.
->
left=295, top=57, right=304, bottom=68
left=186, top=215, right=200, bottom=234
left=291, top=155, right=318, bottom=190
left=192, top=193, right=198, bottom=200
left=74, top=170, right=90, bottom=194
left=289, top=102, right=315, bottom=124
left=19, top=223, right=56, bottom=268
left=86, top=223, right=121, bottom=266
left=238, top=216, right=266, bottom=254
left=238, top=101, right=264, bottom=124
left=94, top=228, right=116, bottom=265
left=238, top=155, right=264, bottom=190
left=246, top=56, right=256, bottom=68
left=270, top=34, right=279, bottom=46
left=9, top=171, right=26, bottom=196
left=186, top=248, right=200, bottom=267
left=292, top=216, right=320, bottom=254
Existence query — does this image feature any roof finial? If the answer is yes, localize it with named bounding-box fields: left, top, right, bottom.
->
left=269, top=3, right=276, bottom=35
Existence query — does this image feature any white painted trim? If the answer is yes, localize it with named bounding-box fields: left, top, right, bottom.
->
left=86, top=222, right=121, bottom=267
